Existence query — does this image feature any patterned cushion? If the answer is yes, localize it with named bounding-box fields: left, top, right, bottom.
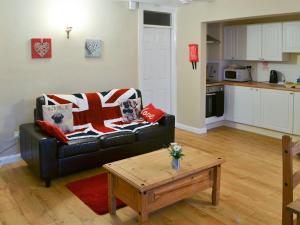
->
left=42, top=103, right=74, bottom=133
left=141, top=104, right=165, bottom=123
left=119, top=98, right=142, bottom=122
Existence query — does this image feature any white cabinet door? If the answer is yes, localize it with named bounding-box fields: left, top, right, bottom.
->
left=224, top=26, right=246, bottom=60
left=236, top=25, right=247, bottom=60
left=293, top=92, right=300, bottom=135
left=260, top=89, right=294, bottom=133
left=246, top=24, right=262, bottom=60
left=252, top=88, right=261, bottom=126
left=283, top=21, right=300, bottom=53
left=231, top=86, right=255, bottom=125
left=224, top=86, right=260, bottom=126
left=224, top=26, right=236, bottom=60
left=224, top=85, right=234, bottom=121
left=261, top=23, right=284, bottom=61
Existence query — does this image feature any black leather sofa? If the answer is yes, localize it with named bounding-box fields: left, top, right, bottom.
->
left=20, top=90, right=175, bottom=187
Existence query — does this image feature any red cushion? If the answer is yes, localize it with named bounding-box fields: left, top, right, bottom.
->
left=36, top=120, right=68, bottom=143
left=140, top=104, right=165, bottom=123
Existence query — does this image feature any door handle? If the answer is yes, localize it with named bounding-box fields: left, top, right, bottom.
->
left=206, top=93, right=217, bottom=96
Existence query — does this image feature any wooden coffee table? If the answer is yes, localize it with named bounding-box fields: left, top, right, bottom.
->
left=103, top=146, right=225, bottom=225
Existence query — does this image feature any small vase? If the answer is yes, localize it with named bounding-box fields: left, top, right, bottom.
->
left=172, top=158, right=180, bottom=170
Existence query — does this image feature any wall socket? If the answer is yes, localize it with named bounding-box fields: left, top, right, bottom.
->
left=14, top=131, right=20, bottom=139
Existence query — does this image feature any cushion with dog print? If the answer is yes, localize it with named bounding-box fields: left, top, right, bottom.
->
left=36, top=120, right=68, bottom=143
left=119, top=98, right=142, bottom=122
left=42, top=103, right=74, bottom=133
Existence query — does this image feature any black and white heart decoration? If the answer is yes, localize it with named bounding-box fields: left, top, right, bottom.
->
left=85, top=39, right=101, bottom=58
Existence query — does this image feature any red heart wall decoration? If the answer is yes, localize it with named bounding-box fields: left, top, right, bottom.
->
left=31, top=38, right=52, bottom=59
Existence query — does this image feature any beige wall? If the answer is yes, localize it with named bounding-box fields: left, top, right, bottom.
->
left=0, top=0, right=138, bottom=157
left=176, top=0, right=300, bottom=129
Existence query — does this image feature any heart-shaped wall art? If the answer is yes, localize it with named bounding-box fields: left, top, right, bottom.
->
left=31, top=38, right=52, bottom=59
left=85, top=39, right=101, bottom=58
left=34, top=42, right=49, bottom=57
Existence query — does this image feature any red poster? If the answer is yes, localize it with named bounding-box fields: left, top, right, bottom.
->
left=31, top=38, right=52, bottom=59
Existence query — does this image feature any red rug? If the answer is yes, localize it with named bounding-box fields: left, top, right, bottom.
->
left=66, top=173, right=126, bottom=215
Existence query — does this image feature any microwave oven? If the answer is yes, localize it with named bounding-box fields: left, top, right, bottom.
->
left=224, top=68, right=251, bottom=82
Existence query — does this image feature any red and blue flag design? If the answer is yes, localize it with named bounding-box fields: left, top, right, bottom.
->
left=43, top=89, right=156, bottom=141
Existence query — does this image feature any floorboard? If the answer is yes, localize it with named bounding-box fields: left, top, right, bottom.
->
left=0, top=126, right=298, bottom=225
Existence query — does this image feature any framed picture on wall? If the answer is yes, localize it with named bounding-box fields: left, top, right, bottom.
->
left=85, top=39, right=102, bottom=58
left=31, top=38, right=52, bottom=59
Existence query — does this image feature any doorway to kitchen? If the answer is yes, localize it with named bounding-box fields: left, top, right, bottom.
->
left=138, top=4, right=176, bottom=115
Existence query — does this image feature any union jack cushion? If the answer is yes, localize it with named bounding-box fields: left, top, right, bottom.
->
left=43, top=88, right=157, bottom=141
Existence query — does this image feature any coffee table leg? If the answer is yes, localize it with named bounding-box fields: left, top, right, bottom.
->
left=108, top=173, right=116, bottom=215
left=138, top=212, right=148, bottom=225
left=212, top=165, right=221, bottom=206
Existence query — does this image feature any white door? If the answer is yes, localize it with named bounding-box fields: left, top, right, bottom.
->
left=142, top=27, right=171, bottom=113
left=293, top=92, right=300, bottom=135
left=262, top=23, right=283, bottom=61
left=260, top=89, right=294, bottom=133
left=283, top=21, right=300, bottom=53
left=246, top=24, right=262, bottom=60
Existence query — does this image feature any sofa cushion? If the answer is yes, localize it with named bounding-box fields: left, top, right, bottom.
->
left=135, top=125, right=167, bottom=142
left=140, top=104, right=165, bottom=123
left=36, top=120, right=68, bottom=143
left=42, top=103, right=74, bottom=133
left=58, top=138, right=100, bottom=158
left=100, top=131, right=135, bottom=148
left=120, top=98, right=142, bottom=122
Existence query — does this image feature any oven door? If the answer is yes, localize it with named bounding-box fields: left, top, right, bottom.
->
left=206, top=91, right=224, bottom=118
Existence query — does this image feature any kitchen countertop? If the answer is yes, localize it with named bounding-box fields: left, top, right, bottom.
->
left=206, top=81, right=300, bottom=92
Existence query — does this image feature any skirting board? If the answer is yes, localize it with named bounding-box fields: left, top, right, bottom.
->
left=224, top=121, right=300, bottom=140
left=176, top=122, right=207, bottom=134
left=0, top=153, right=21, bottom=166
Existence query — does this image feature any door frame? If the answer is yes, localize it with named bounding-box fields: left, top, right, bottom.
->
left=138, top=3, right=177, bottom=116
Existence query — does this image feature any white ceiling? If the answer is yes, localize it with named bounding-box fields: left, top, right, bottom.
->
left=117, top=0, right=213, bottom=6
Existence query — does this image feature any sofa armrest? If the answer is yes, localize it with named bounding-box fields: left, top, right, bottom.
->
left=159, top=114, right=175, bottom=126
left=158, top=114, right=175, bottom=143
left=20, top=123, right=59, bottom=183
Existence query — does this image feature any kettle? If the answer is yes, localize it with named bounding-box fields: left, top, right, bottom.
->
left=270, top=70, right=278, bottom=83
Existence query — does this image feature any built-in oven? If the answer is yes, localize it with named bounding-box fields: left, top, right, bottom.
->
left=206, top=86, right=224, bottom=118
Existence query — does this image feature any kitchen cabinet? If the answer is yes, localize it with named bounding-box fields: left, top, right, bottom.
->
left=293, top=92, right=300, bottom=135
left=261, top=23, right=285, bottom=61
left=223, top=26, right=246, bottom=60
left=246, top=23, right=287, bottom=61
left=225, top=23, right=288, bottom=61
left=246, top=24, right=262, bottom=60
left=260, top=89, right=294, bottom=133
left=224, top=86, right=234, bottom=121
left=236, top=26, right=247, bottom=60
left=224, top=26, right=236, bottom=60
left=283, top=21, right=300, bottom=53
left=224, top=86, right=260, bottom=126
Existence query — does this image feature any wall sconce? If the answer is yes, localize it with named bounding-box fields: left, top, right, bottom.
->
left=65, top=26, right=72, bottom=39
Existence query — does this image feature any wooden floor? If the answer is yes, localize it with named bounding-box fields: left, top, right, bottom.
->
left=1, top=126, right=300, bottom=225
